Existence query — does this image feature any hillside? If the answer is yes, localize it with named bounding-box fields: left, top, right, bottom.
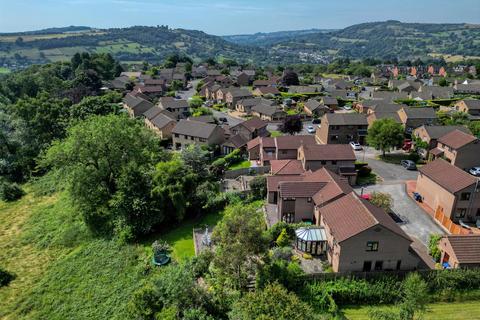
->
left=1, top=21, right=480, bottom=71
left=264, top=21, right=480, bottom=61
left=222, top=29, right=334, bottom=46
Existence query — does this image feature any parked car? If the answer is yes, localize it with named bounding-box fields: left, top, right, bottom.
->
left=307, top=125, right=316, bottom=134
left=312, top=118, right=321, bottom=124
left=349, top=141, right=362, bottom=151
left=401, top=160, right=417, bottom=170
left=469, top=167, right=480, bottom=176
left=343, top=105, right=352, bottom=111
left=218, top=117, right=228, bottom=123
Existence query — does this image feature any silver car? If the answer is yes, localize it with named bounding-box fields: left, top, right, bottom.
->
left=469, top=167, right=480, bottom=177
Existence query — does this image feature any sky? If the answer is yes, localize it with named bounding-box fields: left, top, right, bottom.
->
left=0, top=0, right=479, bottom=35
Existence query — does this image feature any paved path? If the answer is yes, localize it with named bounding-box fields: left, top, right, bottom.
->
left=354, top=184, right=445, bottom=246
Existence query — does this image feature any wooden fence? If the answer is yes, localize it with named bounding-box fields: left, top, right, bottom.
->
left=434, top=207, right=470, bottom=235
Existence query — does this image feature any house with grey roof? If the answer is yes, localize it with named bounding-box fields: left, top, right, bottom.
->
left=251, top=104, right=286, bottom=121
left=316, top=113, right=368, bottom=144
left=157, top=97, right=190, bottom=120
left=123, top=94, right=154, bottom=118
left=172, top=120, right=225, bottom=150
left=144, top=108, right=177, bottom=140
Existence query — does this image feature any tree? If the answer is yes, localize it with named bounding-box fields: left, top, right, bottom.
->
left=276, top=228, right=290, bottom=247
left=469, top=121, right=480, bottom=138
left=41, top=115, right=166, bottom=238
left=428, top=234, right=442, bottom=262
left=438, top=77, right=448, bottom=87
left=69, top=92, right=122, bottom=122
left=249, top=176, right=267, bottom=200
left=181, top=144, right=211, bottom=179
left=212, top=204, right=268, bottom=290
left=399, top=273, right=429, bottom=320
left=367, top=118, right=404, bottom=156
left=0, top=179, right=24, bottom=202
left=280, top=115, right=303, bottom=135
left=282, top=70, right=300, bottom=86
left=229, top=283, right=315, bottom=320
left=370, top=192, right=393, bottom=212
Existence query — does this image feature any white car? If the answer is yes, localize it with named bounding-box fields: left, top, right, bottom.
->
left=307, top=125, right=316, bottom=134
left=469, top=167, right=480, bottom=177
left=350, top=141, right=363, bottom=151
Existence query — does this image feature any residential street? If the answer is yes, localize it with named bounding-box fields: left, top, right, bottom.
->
left=354, top=147, right=445, bottom=246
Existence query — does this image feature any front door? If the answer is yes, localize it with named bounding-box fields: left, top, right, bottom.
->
left=374, top=261, right=383, bottom=271
left=363, top=261, right=372, bottom=272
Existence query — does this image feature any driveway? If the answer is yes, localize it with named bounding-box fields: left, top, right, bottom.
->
left=354, top=184, right=445, bottom=246
left=355, top=147, right=418, bottom=183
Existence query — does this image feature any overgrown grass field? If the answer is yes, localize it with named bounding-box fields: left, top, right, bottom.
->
left=0, top=187, right=222, bottom=319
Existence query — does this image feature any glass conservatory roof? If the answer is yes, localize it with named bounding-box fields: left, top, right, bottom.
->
left=295, top=227, right=327, bottom=242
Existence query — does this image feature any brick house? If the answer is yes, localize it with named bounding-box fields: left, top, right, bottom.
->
left=397, top=107, right=437, bottom=134
left=143, top=107, right=177, bottom=140
left=172, top=120, right=225, bottom=150
left=416, top=159, right=480, bottom=224
left=455, top=100, right=480, bottom=120
left=316, top=113, right=368, bottom=145
left=157, top=97, right=190, bottom=120
left=439, top=235, right=480, bottom=269
left=430, top=130, right=480, bottom=170
left=123, top=94, right=154, bottom=118
left=225, top=88, right=253, bottom=108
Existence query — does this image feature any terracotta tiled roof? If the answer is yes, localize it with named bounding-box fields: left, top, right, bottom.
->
left=247, top=137, right=261, bottom=150
left=429, top=147, right=444, bottom=156
left=443, top=235, right=480, bottom=264
left=300, top=144, right=356, bottom=161
left=320, top=192, right=411, bottom=243
left=270, top=160, right=305, bottom=175
left=267, top=175, right=304, bottom=191
left=438, top=129, right=478, bottom=149
left=419, top=159, right=477, bottom=193
left=279, top=181, right=326, bottom=198
left=275, top=135, right=316, bottom=150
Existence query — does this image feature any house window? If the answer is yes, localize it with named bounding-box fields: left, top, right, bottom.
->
left=332, top=160, right=337, bottom=165
left=174, top=134, right=179, bottom=138
left=460, top=193, right=471, bottom=201
left=374, top=261, right=383, bottom=271
left=307, top=198, right=312, bottom=203
left=396, top=260, right=402, bottom=270
left=321, top=160, right=327, bottom=165
left=366, top=241, right=379, bottom=252
left=331, top=135, right=339, bottom=141
left=331, top=125, right=340, bottom=130
left=282, top=213, right=295, bottom=223
left=456, top=208, right=466, bottom=218
left=477, top=208, right=480, bottom=217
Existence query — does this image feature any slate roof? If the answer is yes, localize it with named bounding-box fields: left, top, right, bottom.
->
left=419, top=159, right=477, bottom=193
left=325, top=113, right=368, bottom=126
left=438, top=130, right=478, bottom=149
left=172, top=120, right=221, bottom=139
left=150, top=113, right=176, bottom=129
left=462, top=100, right=480, bottom=110
left=420, top=125, right=471, bottom=140
left=401, top=107, right=437, bottom=119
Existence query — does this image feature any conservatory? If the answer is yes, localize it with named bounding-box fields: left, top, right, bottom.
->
left=295, top=227, right=328, bottom=256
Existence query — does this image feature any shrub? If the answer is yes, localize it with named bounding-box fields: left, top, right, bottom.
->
left=357, top=166, right=372, bottom=177
left=407, top=152, right=420, bottom=163
left=0, top=180, right=25, bottom=202
left=271, top=246, right=293, bottom=261
left=428, top=234, right=442, bottom=262
left=276, top=228, right=291, bottom=247
left=0, top=267, right=16, bottom=287
left=302, top=253, right=313, bottom=260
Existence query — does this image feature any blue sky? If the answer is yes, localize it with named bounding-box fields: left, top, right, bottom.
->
left=0, top=0, right=479, bottom=35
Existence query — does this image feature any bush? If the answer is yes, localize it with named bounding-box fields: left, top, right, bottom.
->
left=0, top=267, right=15, bottom=287
left=428, top=234, right=442, bottom=262
left=276, top=228, right=291, bottom=247
left=407, top=152, right=420, bottom=163
left=249, top=176, right=267, bottom=200
left=0, top=180, right=25, bottom=202
left=256, top=259, right=304, bottom=292
left=357, top=166, right=372, bottom=177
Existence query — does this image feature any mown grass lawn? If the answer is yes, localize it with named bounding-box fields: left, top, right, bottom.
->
left=270, top=130, right=283, bottom=137
left=378, top=153, right=410, bottom=165
left=0, top=67, right=11, bottom=74
left=341, top=301, right=480, bottom=320
left=228, top=160, right=251, bottom=170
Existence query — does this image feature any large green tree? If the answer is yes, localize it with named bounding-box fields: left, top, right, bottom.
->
left=211, top=204, right=268, bottom=291
left=41, top=114, right=167, bottom=238
left=367, top=118, right=404, bottom=156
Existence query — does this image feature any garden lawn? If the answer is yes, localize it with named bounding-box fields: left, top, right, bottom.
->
left=270, top=130, right=283, bottom=137
left=378, top=153, right=410, bottom=165
left=228, top=160, right=251, bottom=170
left=0, top=67, right=11, bottom=74
left=341, top=301, right=480, bottom=320
left=161, top=212, right=222, bottom=262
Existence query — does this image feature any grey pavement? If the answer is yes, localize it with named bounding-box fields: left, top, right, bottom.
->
left=354, top=184, right=445, bottom=246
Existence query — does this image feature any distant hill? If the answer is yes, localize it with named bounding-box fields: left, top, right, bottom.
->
left=1, top=21, right=479, bottom=70
left=222, top=29, right=335, bottom=46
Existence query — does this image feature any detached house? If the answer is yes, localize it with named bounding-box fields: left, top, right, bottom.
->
left=253, top=86, right=280, bottom=97
left=230, top=117, right=269, bottom=140
left=172, top=120, right=225, bottom=150
left=123, top=94, right=154, bottom=118
left=439, top=235, right=480, bottom=269
left=303, top=100, right=329, bottom=117
left=397, top=107, right=437, bottom=134
left=251, top=104, right=286, bottom=121
left=236, top=98, right=275, bottom=115
left=157, top=97, right=190, bottom=120
left=455, top=100, right=480, bottom=120
left=416, top=159, right=480, bottom=224
left=430, top=130, right=480, bottom=170
left=225, top=88, right=253, bottom=108
left=413, top=125, right=471, bottom=151
left=316, top=113, right=368, bottom=145
left=268, top=168, right=419, bottom=272
left=143, top=107, right=177, bottom=140
left=248, top=135, right=316, bottom=166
